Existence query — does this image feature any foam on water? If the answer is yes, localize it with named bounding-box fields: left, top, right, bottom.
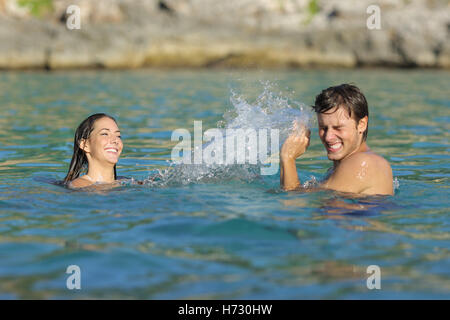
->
left=393, top=177, right=400, bottom=191
left=138, top=81, right=314, bottom=187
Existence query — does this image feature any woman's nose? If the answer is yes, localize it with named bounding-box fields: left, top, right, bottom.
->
left=110, top=136, right=119, bottom=144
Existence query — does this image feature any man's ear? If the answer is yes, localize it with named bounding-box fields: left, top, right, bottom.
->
left=79, top=139, right=90, bottom=153
left=357, top=116, right=368, bottom=134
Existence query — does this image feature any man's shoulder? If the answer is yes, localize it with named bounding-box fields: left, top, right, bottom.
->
left=328, top=150, right=393, bottom=195
left=344, top=151, right=391, bottom=171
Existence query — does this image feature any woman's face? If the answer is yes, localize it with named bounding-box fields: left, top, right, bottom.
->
left=83, top=117, right=123, bottom=165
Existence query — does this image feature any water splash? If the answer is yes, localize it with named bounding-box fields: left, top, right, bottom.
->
left=302, top=176, right=320, bottom=189
left=222, top=81, right=314, bottom=142
left=393, top=177, right=400, bottom=191
left=137, top=81, right=314, bottom=187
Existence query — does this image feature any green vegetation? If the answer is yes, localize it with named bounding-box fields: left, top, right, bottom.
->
left=17, top=0, right=53, bottom=17
left=303, top=0, right=320, bottom=25
left=307, top=0, right=320, bottom=16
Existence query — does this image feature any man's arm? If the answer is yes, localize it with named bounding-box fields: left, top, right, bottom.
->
left=280, top=130, right=310, bottom=191
left=280, top=157, right=301, bottom=190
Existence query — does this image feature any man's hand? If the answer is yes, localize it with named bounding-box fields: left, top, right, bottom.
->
left=280, top=126, right=311, bottom=191
left=280, top=128, right=311, bottom=161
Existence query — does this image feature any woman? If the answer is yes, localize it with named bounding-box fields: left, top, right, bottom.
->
left=64, top=113, right=123, bottom=188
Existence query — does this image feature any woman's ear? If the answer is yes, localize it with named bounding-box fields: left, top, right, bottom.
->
left=79, top=139, right=90, bottom=153
left=358, top=116, right=368, bottom=134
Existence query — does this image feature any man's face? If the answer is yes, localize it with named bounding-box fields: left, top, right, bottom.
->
left=317, top=106, right=365, bottom=162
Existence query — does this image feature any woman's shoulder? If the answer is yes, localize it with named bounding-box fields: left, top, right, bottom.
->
left=68, top=177, right=94, bottom=189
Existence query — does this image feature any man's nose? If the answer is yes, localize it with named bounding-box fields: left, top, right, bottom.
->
left=324, top=129, right=336, bottom=142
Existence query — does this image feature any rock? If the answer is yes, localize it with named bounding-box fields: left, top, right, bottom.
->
left=0, top=0, right=448, bottom=69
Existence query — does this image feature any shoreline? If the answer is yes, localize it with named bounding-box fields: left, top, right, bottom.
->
left=1, top=65, right=449, bottom=72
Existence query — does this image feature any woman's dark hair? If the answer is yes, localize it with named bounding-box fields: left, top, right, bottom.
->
left=312, top=83, right=369, bottom=141
left=63, top=113, right=118, bottom=184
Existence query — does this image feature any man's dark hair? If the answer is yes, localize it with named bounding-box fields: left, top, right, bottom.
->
left=312, top=83, right=369, bottom=141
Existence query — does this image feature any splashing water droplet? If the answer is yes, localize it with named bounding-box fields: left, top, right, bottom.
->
left=393, top=177, right=400, bottom=190
left=142, top=81, right=314, bottom=187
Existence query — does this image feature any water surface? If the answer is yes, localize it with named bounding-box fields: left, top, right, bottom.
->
left=0, top=69, right=449, bottom=299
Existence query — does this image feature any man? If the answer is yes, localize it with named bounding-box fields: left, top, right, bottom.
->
left=280, top=83, right=393, bottom=195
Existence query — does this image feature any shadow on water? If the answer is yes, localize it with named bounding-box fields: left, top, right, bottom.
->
left=32, top=176, right=65, bottom=187
left=318, top=193, right=403, bottom=217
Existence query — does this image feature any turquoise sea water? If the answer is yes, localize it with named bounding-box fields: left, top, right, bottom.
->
left=0, top=69, right=449, bottom=299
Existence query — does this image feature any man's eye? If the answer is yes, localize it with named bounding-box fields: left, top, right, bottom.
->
left=101, top=133, right=108, bottom=136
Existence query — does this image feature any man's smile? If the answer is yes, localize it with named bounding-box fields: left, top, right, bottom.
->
left=326, top=141, right=343, bottom=153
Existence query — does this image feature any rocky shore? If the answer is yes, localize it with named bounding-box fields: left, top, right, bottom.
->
left=0, top=0, right=449, bottom=70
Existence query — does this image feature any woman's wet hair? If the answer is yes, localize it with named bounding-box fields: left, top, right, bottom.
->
left=63, top=113, right=118, bottom=184
left=312, top=83, right=369, bottom=141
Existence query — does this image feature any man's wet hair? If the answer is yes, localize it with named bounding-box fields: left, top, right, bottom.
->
left=312, top=83, right=369, bottom=141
